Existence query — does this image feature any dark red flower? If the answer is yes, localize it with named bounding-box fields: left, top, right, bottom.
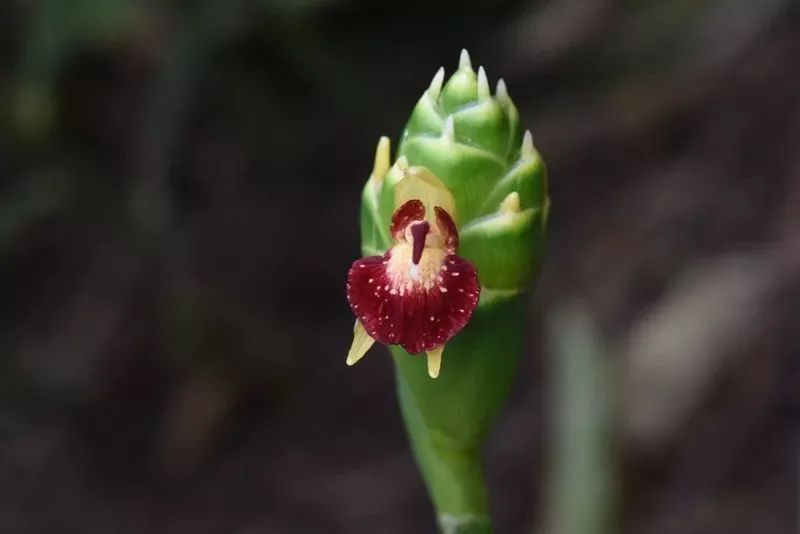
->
left=346, top=199, right=480, bottom=376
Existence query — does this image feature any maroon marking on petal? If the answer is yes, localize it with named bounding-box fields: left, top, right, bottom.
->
left=434, top=206, right=459, bottom=253
left=347, top=250, right=480, bottom=355
left=391, top=199, right=425, bottom=242
left=410, top=221, right=430, bottom=265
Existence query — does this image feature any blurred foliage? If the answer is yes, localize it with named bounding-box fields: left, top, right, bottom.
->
left=547, top=306, right=616, bottom=534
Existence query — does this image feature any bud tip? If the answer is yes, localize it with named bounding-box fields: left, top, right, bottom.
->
left=477, top=66, right=490, bottom=100
left=458, top=48, right=472, bottom=70
left=496, top=78, right=510, bottom=104
left=371, top=136, right=391, bottom=181
left=428, top=67, right=445, bottom=99
left=522, top=130, right=535, bottom=158
left=499, top=191, right=522, bottom=214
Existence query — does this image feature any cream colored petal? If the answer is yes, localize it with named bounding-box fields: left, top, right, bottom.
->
left=395, top=166, right=457, bottom=224
left=426, top=346, right=444, bottom=379
left=346, top=320, right=376, bottom=366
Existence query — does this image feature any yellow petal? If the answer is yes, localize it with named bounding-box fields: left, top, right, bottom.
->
left=426, top=346, right=444, bottom=379
left=346, top=320, right=376, bottom=366
left=395, top=166, right=457, bottom=223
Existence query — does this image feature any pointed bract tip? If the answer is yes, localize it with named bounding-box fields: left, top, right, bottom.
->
left=459, top=49, right=472, bottom=70
left=371, top=136, right=391, bottom=180
left=522, top=130, right=535, bottom=158
left=346, top=321, right=375, bottom=366
left=428, top=67, right=445, bottom=99
left=496, top=78, right=510, bottom=104
left=441, top=115, right=455, bottom=142
left=477, top=66, right=490, bottom=100
left=395, top=155, right=409, bottom=171
left=499, top=191, right=522, bottom=214
left=426, top=346, right=443, bottom=378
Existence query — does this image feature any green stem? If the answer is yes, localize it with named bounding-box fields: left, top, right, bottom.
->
left=391, top=293, right=527, bottom=532
left=397, top=371, right=492, bottom=534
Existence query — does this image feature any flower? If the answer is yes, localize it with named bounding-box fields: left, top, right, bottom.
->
left=345, top=50, right=549, bottom=530
left=346, top=177, right=480, bottom=378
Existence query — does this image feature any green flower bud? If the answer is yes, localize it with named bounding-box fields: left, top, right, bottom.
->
left=349, top=50, right=548, bottom=533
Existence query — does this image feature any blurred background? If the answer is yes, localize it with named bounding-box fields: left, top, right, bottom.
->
left=1, top=0, right=799, bottom=532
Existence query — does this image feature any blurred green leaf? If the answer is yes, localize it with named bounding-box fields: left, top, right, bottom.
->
left=546, top=305, right=617, bottom=534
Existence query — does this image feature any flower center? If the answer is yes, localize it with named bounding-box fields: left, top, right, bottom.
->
left=387, top=242, right=447, bottom=294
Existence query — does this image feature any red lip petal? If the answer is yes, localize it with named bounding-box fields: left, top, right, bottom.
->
left=346, top=253, right=480, bottom=355
left=434, top=206, right=459, bottom=253
left=390, top=199, right=425, bottom=241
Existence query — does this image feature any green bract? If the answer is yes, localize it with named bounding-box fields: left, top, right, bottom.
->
left=356, top=50, right=548, bottom=533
